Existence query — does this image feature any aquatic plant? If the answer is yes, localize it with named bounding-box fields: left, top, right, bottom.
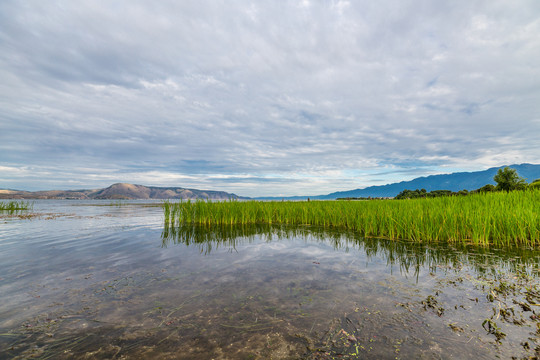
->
left=0, top=200, right=33, bottom=213
left=163, top=189, right=540, bottom=246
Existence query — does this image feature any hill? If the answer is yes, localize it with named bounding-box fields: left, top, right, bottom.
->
left=322, top=163, right=540, bottom=199
left=0, top=183, right=245, bottom=200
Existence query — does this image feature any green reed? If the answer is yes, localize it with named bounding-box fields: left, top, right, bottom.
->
left=162, top=189, right=540, bottom=246
left=0, top=200, right=33, bottom=213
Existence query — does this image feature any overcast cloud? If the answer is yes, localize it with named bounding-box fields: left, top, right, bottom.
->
left=1, top=0, right=539, bottom=196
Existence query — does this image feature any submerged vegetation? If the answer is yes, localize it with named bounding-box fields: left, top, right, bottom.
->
left=160, top=224, right=540, bottom=357
left=163, top=189, right=540, bottom=246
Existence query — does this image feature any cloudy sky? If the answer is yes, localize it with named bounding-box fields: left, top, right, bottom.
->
left=1, top=1, right=539, bottom=196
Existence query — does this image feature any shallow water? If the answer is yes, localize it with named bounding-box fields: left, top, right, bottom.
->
left=0, top=200, right=539, bottom=359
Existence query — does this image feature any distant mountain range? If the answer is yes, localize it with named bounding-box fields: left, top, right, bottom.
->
left=1, top=164, right=539, bottom=200
left=256, top=163, right=540, bottom=200
left=0, top=183, right=245, bottom=200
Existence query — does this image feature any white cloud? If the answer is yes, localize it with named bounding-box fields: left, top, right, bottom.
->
left=1, top=0, right=539, bottom=195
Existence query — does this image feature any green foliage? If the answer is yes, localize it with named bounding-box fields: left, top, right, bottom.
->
left=475, top=184, right=496, bottom=193
left=395, top=189, right=465, bottom=199
left=395, top=189, right=427, bottom=199
left=163, top=190, right=540, bottom=246
left=494, top=167, right=527, bottom=192
left=529, top=179, right=540, bottom=190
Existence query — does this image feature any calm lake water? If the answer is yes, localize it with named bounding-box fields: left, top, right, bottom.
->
left=1, top=200, right=539, bottom=359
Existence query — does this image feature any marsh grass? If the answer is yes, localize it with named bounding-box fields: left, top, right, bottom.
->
left=163, top=190, right=540, bottom=246
left=0, top=200, right=33, bottom=213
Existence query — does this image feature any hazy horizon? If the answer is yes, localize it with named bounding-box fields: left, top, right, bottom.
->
left=3, top=162, right=538, bottom=198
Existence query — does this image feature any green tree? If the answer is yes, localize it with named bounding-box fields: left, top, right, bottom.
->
left=493, top=167, right=527, bottom=192
left=475, top=184, right=496, bottom=193
left=529, top=179, right=540, bottom=190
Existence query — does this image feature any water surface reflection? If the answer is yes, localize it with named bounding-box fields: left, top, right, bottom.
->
left=162, top=223, right=540, bottom=278
left=0, top=206, right=538, bottom=359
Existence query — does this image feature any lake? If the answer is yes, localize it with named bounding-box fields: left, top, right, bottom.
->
left=1, top=200, right=539, bottom=359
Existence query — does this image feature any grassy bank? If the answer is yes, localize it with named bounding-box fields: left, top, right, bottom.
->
left=163, top=190, right=540, bottom=246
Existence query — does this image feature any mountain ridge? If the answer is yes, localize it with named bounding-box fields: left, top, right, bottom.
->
left=0, top=183, right=245, bottom=200
left=323, top=163, right=540, bottom=199
left=255, top=163, right=540, bottom=200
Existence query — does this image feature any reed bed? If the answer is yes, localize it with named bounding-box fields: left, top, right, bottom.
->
left=0, top=200, right=33, bottom=212
left=163, top=189, right=540, bottom=246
